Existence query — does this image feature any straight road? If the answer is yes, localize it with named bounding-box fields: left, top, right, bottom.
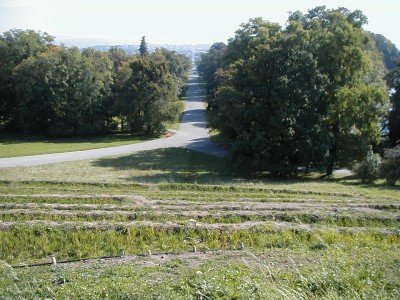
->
left=0, top=72, right=226, bottom=168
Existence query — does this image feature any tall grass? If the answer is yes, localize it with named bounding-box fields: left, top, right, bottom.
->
left=1, top=225, right=398, bottom=264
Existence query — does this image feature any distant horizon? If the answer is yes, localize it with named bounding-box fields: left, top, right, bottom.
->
left=1, top=0, right=399, bottom=47
left=53, top=36, right=213, bottom=48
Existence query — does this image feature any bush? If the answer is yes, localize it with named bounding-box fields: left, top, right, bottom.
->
left=353, top=147, right=381, bottom=183
left=380, top=146, right=400, bottom=185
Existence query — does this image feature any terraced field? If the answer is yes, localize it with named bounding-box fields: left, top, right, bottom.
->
left=0, top=178, right=399, bottom=299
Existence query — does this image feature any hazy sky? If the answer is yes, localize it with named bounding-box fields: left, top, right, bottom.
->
left=0, top=0, right=399, bottom=46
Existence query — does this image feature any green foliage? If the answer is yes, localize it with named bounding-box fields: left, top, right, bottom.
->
left=13, top=46, right=114, bottom=136
left=380, top=146, right=400, bottom=185
left=107, top=46, right=131, bottom=73
left=291, top=7, right=388, bottom=175
left=386, top=62, right=400, bottom=147
left=203, top=6, right=389, bottom=176
left=369, top=32, right=400, bottom=70
left=224, top=17, right=281, bottom=65
left=117, top=57, right=181, bottom=134
left=212, top=24, right=329, bottom=176
left=0, top=29, right=189, bottom=137
left=0, top=29, right=53, bottom=128
left=197, top=42, right=226, bottom=91
left=139, top=36, right=148, bottom=56
left=353, top=147, right=382, bottom=183
left=152, top=47, right=192, bottom=96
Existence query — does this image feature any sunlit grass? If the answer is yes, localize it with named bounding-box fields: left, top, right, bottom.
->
left=0, top=132, right=153, bottom=158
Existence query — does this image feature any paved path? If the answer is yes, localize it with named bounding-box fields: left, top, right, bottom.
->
left=0, top=72, right=226, bottom=168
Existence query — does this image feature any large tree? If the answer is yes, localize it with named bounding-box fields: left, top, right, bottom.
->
left=13, top=47, right=114, bottom=136
left=0, top=29, right=53, bottom=128
left=118, top=57, right=181, bottom=134
left=204, top=7, right=388, bottom=176
left=289, top=7, right=388, bottom=174
left=212, top=23, right=329, bottom=176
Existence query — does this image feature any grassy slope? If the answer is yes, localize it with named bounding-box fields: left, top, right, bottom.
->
left=0, top=149, right=399, bottom=299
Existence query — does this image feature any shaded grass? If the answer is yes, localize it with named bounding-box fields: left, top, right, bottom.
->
left=209, top=129, right=234, bottom=144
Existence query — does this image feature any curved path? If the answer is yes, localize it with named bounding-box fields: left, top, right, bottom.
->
left=0, top=72, right=226, bottom=168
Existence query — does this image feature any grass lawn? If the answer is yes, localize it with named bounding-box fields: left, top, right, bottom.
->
left=0, top=148, right=399, bottom=299
left=0, top=132, right=153, bottom=158
left=0, top=102, right=184, bottom=158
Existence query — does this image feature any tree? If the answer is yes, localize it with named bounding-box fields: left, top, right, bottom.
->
left=203, top=7, right=388, bottom=177
left=197, top=42, right=227, bottom=91
left=139, top=36, right=148, bottom=56
left=0, top=29, right=53, bottom=128
left=380, top=146, right=400, bottom=185
left=107, top=46, right=131, bottom=73
left=211, top=23, right=329, bottom=176
left=353, top=146, right=381, bottom=183
left=369, top=32, right=400, bottom=71
left=117, top=57, right=181, bottom=134
left=13, top=47, right=113, bottom=136
left=289, top=7, right=388, bottom=175
left=386, top=62, right=400, bottom=147
left=151, top=48, right=192, bottom=96
left=224, top=18, right=281, bottom=66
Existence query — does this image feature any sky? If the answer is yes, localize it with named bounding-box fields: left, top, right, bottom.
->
left=0, top=0, right=399, bottom=46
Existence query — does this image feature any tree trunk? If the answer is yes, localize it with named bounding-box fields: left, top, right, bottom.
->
left=326, top=157, right=334, bottom=176
left=327, top=124, right=338, bottom=176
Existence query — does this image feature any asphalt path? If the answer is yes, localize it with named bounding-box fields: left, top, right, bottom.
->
left=0, top=72, right=226, bottom=168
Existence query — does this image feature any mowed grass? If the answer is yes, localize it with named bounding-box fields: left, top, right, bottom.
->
left=0, top=132, right=153, bottom=158
left=0, top=149, right=399, bottom=299
left=0, top=147, right=399, bottom=200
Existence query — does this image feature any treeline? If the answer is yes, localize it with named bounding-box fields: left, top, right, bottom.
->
left=0, top=30, right=191, bottom=136
left=198, top=6, right=400, bottom=177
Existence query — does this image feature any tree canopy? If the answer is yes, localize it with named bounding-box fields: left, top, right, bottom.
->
left=199, top=6, right=390, bottom=176
left=117, top=57, right=182, bottom=135
left=0, top=30, right=191, bottom=137
left=13, top=47, right=114, bottom=136
left=0, top=29, right=54, bottom=128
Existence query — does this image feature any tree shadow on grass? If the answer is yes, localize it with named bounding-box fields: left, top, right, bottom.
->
left=92, top=148, right=239, bottom=184
left=93, top=148, right=400, bottom=190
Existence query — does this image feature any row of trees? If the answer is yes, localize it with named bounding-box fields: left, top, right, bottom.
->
left=198, top=6, right=399, bottom=177
left=0, top=30, right=191, bottom=136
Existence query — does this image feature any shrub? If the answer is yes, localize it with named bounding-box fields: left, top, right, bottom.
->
left=380, top=146, right=400, bottom=185
left=353, top=147, right=381, bottom=183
